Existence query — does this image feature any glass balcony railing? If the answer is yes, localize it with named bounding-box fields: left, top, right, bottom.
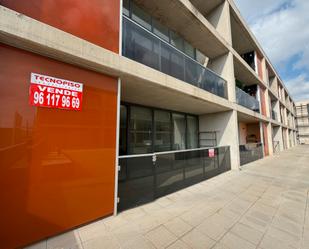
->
left=118, top=146, right=231, bottom=211
left=239, top=143, right=263, bottom=166
left=122, top=16, right=228, bottom=99
left=236, top=87, right=260, bottom=113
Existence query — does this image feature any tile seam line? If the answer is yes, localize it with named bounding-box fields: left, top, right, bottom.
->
left=301, top=189, right=309, bottom=247
left=174, top=177, right=258, bottom=245
left=255, top=180, right=299, bottom=249
left=210, top=179, right=271, bottom=248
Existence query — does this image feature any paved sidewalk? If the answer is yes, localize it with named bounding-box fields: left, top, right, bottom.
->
left=27, top=145, right=309, bottom=249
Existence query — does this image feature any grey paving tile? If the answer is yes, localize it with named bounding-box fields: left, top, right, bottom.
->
left=145, top=225, right=177, bottom=248
left=46, top=231, right=82, bottom=249
left=24, top=241, right=47, bottom=249
left=164, top=217, right=192, bottom=238
left=265, top=226, right=301, bottom=248
left=230, top=222, right=264, bottom=245
left=78, top=220, right=109, bottom=242
left=166, top=240, right=191, bottom=249
left=181, top=229, right=216, bottom=249
left=259, top=234, right=296, bottom=249
left=219, top=232, right=256, bottom=249
left=82, top=235, right=120, bottom=249
left=121, top=235, right=155, bottom=249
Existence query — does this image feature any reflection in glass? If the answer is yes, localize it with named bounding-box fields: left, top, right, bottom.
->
left=129, top=106, right=153, bottom=154
left=184, top=40, right=195, bottom=59
left=119, top=105, right=127, bottom=155
left=153, top=19, right=169, bottom=42
left=122, top=18, right=160, bottom=71
left=123, top=0, right=130, bottom=16
left=122, top=17, right=228, bottom=99
left=187, top=115, right=198, bottom=149
left=131, top=2, right=152, bottom=31
left=172, top=113, right=186, bottom=150
left=154, top=110, right=171, bottom=152
left=170, top=30, right=184, bottom=51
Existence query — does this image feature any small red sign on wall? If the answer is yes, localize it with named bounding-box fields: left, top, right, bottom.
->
left=208, top=148, right=215, bottom=158
left=29, top=73, right=83, bottom=111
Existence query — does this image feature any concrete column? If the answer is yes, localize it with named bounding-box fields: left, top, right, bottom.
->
left=273, top=126, right=283, bottom=152
left=208, top=52, right=236, bottom=102
left=266, top=122, right=273, bottom=155
left=261, top=58, right=268, bottom=84
left=207, top=0, right=232, bottom=45
left=278, top=127, right=284, bottom=151
left=199, top=110, right=240, bottom=170
left=265, top=90, right=271, bottom=118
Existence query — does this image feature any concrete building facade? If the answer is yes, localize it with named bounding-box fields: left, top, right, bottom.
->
left=0, top=0, right=297, bottom=248
left=296, top=100, right=309, bottom=144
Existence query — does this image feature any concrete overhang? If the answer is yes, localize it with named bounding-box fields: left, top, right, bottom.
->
left=268, top=90, right=277, bottom=101
left=236, top=104, right=268, bottom=123
left=237, top=111, right=261, bottom=124
left=189, top=0, right=225, bottom=15
left=230, top=7, right=257, bottom=55
left=133, top=0, right=229, bottom=59
left=271, top=120, right=281, bottom=127
left=233, top=52, right=263, bottom=87
left=121, top=58, right=232, bottom=115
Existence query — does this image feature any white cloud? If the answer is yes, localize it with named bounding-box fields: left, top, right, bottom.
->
left=234, top=0, right=288, bottom=23
left=286, top=74, right=309, bottom=101
left=234, top=0, right=309, bottom=101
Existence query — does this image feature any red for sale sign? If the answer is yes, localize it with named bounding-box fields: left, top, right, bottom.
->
left=29, top=73, right=83, bottom=111
left=208, top=148, right=215, bottom=158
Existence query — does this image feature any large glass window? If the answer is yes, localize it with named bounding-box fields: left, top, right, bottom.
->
left=123, top=0, right=130, bottom=16
left=184, top=40, right=195, bottom=59
left=187, top=115, right=198, bottom=149
left=153, top=19, right=169, bottom=42
left=154, top=110, right=172, bottom=152
left=170, top=30, right=184, bottom=52
left=119, top=105, right=127, bottom=155
left=196, top=49, right=207, bottom=65
left=161, top=43, right=185, bottom=81
left=131, top=3, right=152, bottom=31
left=121, top=104, right=199, bottom=154
left=129, top=106, right=153, bottom=154
left=172, top=113, right=186, bottom=150
left=123, top=18, right=160, bottom=70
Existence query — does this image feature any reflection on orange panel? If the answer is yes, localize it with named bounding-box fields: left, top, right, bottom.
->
left=0, top=0, right=120, bottom=53
left=0, top=44, right=118, bottom=249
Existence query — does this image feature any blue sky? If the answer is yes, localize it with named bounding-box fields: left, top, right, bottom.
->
left=234, top=0, right=309, bottom=101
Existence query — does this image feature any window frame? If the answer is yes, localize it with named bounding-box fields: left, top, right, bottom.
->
left=120, top=102, right=199, bottom=155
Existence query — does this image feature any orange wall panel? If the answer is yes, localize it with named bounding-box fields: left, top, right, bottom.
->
left=0, top=44, right=118, bottom=249
left=0, top=0, right=120, bottom=53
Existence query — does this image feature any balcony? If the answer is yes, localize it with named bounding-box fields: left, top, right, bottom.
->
left=118, top=146, right=231, bottom=211
left=122, top=16, right=228, bottom=99
left=236, top=87, right=260, bottom=112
